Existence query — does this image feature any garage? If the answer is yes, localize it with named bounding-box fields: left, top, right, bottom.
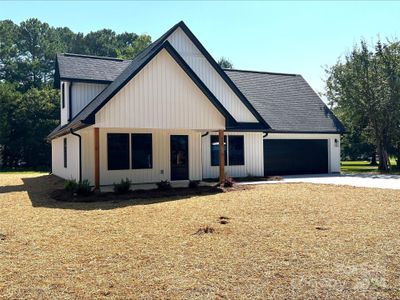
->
left=264, top=139, right=328, bottom=176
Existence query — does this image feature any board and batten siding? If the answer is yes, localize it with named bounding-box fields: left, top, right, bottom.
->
left=71, top=82, right=107, bottom=118
left=265, top=133, right=341, bottom=173
left=60, top=81, right=70, bottom=126
left=202, top=132, right=264, bottom=179
left=92, top=128, right=202, bottom=186
left=51, top=133, right=79, bottom=180
left=167, top=27, right=258, bottom=123
left=95, top=49, right=225, bottom=130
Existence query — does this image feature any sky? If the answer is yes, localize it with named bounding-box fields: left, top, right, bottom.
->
left=1, top=1, right=400, bottom=94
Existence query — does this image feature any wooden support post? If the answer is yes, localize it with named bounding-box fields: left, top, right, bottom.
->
left=94, top=127, right=100, bottom=191
left=219, top=129, right=225, bottom=184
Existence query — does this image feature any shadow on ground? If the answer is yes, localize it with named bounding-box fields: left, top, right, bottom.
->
left=1, top=175, right=221, bottom=211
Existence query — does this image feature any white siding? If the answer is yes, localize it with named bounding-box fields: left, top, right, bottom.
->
left=51, top=133, right=79, bottom=180
left=202, top=132, right=264, bottom=179
left=80, top=127, right=95, bottom=184
left=265, top=133, right=341, bottom=173
left=60, top=81, right=70, bottom=126
left=71, top=82, right=107, bottom=118
left=95, top=49, right=225, bottom=130
left=97, top=128, right=202, bottom=186
left=167, top=28, right=258, bottom=123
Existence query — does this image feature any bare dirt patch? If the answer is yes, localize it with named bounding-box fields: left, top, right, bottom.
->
left=1, top=173, right=400, bottom=299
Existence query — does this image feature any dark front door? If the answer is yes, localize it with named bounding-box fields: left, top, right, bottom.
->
left=170, top=135, right=189, bottom=180
left=264, top=139, right=328, bottom=176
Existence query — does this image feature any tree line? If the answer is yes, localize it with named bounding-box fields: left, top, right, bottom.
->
left=0, top=18, right=152, bottom=169
left=325, top=40, right=400, bottom=170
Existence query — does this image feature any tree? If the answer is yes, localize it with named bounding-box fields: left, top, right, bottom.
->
left=218, top=57, right=233, bottom=69
left=325, top=40, right=400, bottom=171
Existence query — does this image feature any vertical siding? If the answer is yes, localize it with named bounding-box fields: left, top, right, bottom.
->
left=80, top=127, right=95, bottom=184
left=60, top=81, right=70, bottom=126
left=167, top=28, right=258, bottom=123
left=51, top=133, right=79, bottom=180
left=95, top=49, right=225, bottom=130
left=96, top=128, right=202, bottom=186
left=202, top=132, right=264, bottom=179
left=71, top=82, right=107, bottom=118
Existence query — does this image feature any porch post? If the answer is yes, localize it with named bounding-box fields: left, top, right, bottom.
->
left=94, top=127, right=100, bottom=191
left=219, top=129, right=225, bottom=184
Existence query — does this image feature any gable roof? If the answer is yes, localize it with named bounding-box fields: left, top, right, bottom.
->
left=54, top=53, right=131, bottom=86
left=224, top=69, right=345, bottom=133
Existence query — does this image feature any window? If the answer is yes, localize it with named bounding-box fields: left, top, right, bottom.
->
left=61, top=83, right=65, bottom=108
left=107, top=133, right=129, bottom=170
left=132, top=134, right=153, bottom=169
left=63, top=138, right=67, bottom=168
left=228, top=136, right=244, bottom=165
left=210, top=135, right=227, bottom=166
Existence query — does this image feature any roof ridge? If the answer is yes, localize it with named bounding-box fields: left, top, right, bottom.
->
left=224, top=68, right=298, bottom=77
left=61, top=53, right=131, bottom=62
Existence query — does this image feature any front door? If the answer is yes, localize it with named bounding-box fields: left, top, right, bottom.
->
left=170, top=135, right=189, bottom=180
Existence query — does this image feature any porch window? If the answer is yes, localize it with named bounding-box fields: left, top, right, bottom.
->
left=210, top=135, right=244, bottom=166
left=107, top=133, right=129, bottom=170
left=63, top=138, right=67, bottom=168
left=210, top=135, right=227, bottom=166
left=132, top=133, right=153, bottom=169
left=228, top=136, right=244, bottom=165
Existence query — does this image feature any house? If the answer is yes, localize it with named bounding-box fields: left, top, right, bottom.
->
left=48, top=21, right=344, bottom=189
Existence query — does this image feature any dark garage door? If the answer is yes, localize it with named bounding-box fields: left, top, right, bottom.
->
left=264, top=139, right=328, bottom=176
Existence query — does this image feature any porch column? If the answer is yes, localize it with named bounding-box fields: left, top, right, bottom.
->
left=94, top=127, right=100, bottom=191
left=219, top=129, right=225, bottom=184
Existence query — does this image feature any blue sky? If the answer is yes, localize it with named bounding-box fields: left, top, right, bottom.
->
left=1, top=1, right=399, bottom=94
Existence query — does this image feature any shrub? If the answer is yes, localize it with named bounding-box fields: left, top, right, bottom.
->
left=156, top=180, right=171, bottom=190
left=65, top=179, right=78, bottom=192
left=113, top=178, right=132, bottom=194
left=223, top=176, right=234, bottom=188
left=76, top=179, right=92, bottom=196
left=188, top=180, right=200, bottom=189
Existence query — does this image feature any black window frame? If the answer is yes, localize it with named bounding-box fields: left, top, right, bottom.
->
left=131, top=133, right=153, bottom=169
left=63, top=137, right=67, bottom=168
left=107, top=133, right=130, bottom=170
left=210, top=135, right=227, bottom=166
left=61, top=82, right=65, bottom=108
left=228, top=135, right=245, bottom=166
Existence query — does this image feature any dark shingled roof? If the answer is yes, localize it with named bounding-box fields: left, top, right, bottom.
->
left=55, top=53, right=131, bottom=85
left=224, top=69, right=345, bottom=133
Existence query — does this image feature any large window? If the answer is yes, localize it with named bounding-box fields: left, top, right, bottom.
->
left=107, top=133, right=129, bottom=170
left=210, top=135, right=227, bottom=166
left=210, top=135, right=244, bottom=166
left=63, top=138, right=67, bottom=168
left=61, top=83, right=65, bottom=108
left=228, top=136, right=244, bottom=165
left=132, top=134, right=153, bottom=169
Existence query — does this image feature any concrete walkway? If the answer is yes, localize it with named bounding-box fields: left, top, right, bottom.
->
left=239, top=173, right=400, bottom=190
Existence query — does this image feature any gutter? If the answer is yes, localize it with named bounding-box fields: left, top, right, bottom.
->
left=70, top=128, right=82, bottom=183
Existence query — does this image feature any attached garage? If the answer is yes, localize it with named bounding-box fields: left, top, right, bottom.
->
left=264, top=139, right=328, bottom=176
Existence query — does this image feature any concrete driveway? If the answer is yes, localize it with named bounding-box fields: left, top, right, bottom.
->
left=241, top=173, right=400, bottom=190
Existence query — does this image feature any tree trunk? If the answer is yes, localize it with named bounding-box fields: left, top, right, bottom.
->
left=370, top=151, right=378, bottom=166
left=377, top=142, right=390, bottom=171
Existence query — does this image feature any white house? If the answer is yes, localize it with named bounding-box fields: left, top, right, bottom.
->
left=48, top=21, right=344, bottom=189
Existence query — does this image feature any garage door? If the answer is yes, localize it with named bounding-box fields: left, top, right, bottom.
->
left=264, top=139, right=328, bottom=176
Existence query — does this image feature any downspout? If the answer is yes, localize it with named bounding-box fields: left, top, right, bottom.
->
left=201, top=131, right=209, bottom=137
left=70, top=128, right=82, bottom=183
left=263, top=132, right=268, bottom=138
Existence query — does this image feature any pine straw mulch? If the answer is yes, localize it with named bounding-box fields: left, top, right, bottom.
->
left=1, top=173, right=400, bottom=299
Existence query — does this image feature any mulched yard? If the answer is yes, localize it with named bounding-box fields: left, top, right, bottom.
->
left=0, top=173, right=399, bottom=299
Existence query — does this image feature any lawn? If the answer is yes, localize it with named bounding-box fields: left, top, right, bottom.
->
left=1, top=173, right=400, bottom=299
left=341, top=160, right=400, bottom=174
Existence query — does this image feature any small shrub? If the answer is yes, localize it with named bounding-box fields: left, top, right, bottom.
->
left=76, top=179, right=92, bottom=196
left=223, top=176, right=234, bottom=188
left=113, top=178, right=132, bottom=194
left=156, top=180, right=171, bottom=190
left=65, top=179, right=78, bottom=192
left=188, top=180, right=200, bottom=189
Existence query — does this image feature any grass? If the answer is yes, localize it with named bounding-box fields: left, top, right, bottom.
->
left=341, top=160, right=400, bottom=174
left=1, top=173, right=400, bottom=299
